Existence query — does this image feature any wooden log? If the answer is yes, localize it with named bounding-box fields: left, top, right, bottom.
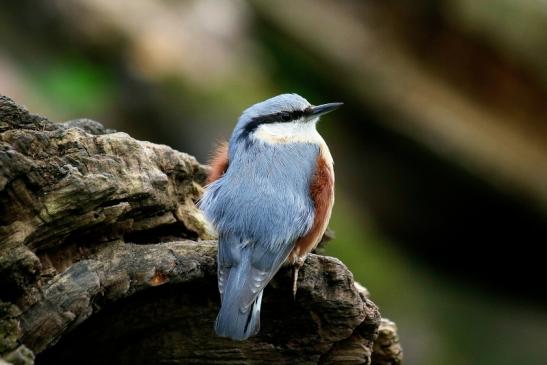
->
left=0, top=95, right=400, bottom=364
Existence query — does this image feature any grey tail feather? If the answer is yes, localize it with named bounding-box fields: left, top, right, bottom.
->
left=215, top=288, right=263, bottom=341
left=215, top=241, right=265, bottom=341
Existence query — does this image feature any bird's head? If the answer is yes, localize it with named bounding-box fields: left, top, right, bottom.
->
left=232, top=93, right=342, bottom=144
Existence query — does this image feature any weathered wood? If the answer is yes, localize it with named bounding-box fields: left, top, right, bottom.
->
left=372, top=319, right=403, bottom=365
left=0, top=95, right=401, bottom=364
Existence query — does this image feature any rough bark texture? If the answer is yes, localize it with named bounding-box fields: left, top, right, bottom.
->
left=371, top=319, right=403, bottom=365
left=0, top=96, right=401, bottom=364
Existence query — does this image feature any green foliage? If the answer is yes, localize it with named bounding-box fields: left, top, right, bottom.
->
left=30, top=57, right=115, bottom=116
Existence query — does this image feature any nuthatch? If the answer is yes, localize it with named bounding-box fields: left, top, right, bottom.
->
left=199, top=93, right=341, bottom=341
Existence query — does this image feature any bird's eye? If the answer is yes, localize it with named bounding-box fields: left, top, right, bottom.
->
left=281, top=113, right=291, bottom=122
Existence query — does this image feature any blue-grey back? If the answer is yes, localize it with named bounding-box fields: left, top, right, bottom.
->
left=201, top=138, right=319, bottom=249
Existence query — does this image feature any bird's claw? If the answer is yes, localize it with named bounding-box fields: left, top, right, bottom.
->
left=292, top=256, right=306, bottom=299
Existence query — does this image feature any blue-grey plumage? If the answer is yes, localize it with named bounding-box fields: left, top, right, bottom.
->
left=199, top=93, right=340, bottom=341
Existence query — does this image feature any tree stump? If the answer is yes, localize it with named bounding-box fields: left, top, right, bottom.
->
left=0, top=95, right=402, bottom=364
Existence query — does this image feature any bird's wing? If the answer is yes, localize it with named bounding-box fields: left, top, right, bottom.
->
left=240, top=242, right=294, bottom=311
left=207, top=141, right=229, bottom=184
left=290, top=153, right=335, bottom=263
left=217, top=236, right=231, bottom=301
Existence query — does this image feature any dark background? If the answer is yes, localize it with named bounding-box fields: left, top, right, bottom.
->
left=1, top=1, right=546, bottom=364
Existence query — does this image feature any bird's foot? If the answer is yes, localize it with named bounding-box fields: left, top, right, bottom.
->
left=292, top=256, right=306, bottom=299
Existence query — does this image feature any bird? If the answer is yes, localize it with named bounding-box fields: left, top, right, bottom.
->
left=199, top=93, right=341, bottom=341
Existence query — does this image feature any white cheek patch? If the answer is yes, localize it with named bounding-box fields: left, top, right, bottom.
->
left=254, top=118, right=324, bottom=144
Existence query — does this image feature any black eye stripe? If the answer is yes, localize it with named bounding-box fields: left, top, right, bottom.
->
left=238, top=108, right=311, bottom=141
left=257, top=109, right=305, bottom=124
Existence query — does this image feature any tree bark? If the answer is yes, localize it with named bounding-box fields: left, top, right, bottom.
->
left=0, top=95, right=401, bottom=364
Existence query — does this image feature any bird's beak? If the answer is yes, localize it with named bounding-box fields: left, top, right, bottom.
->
left=309, top=102, right=344, bottom=117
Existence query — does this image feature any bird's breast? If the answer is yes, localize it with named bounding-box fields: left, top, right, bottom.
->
left=289, top=145, right=334, bottom=263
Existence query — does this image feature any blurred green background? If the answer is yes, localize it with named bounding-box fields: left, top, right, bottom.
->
left=1, top=1, right=547, bottom=364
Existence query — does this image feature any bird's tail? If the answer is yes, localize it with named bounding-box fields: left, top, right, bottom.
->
left=214, top=255, right=263, bottom=341
left=215, top=290, right=263, bottom=341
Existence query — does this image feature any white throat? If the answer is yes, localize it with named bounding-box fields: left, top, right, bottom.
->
left=253, top=118, right=324, bottom=145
